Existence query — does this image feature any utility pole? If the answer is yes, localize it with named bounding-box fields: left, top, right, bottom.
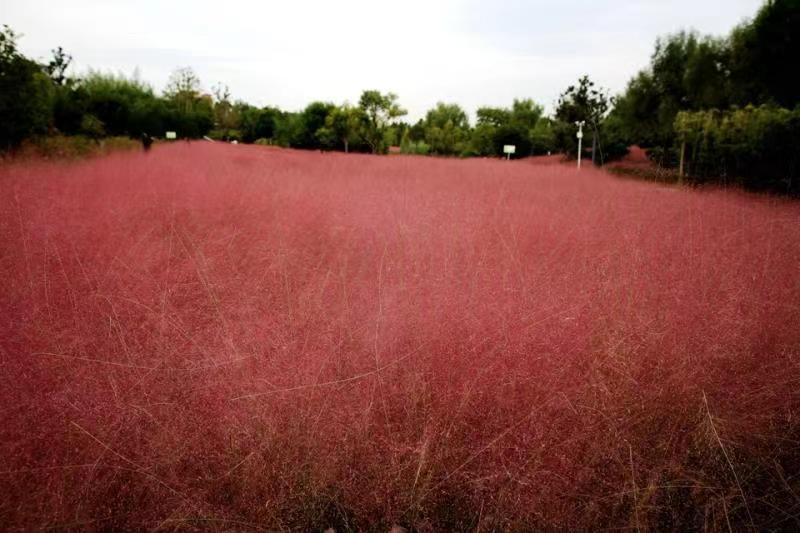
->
left=575, top=121, right=585, bottom=169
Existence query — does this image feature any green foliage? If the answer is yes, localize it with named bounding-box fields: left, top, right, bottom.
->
left=422, top=102, right=470, bottom=155
left=273, top=111, right=303, bottom=148
left=0, top=26, right=54, bottom=149
left=358, top=90, right=407, bottom=153
left=239, top=105, right=282, bottom=144
left=400, top=130, right=430, bottom=155
left=608, top=32, right=733, bottom=159
left=178, top=99, right=214, bottom=138
left=80, top=71, right=155, bottom=136
left=611, top=0, right=800, bottom=170
left=212, top=84, right=239, bottom=140
left=467, top=123, right=496, bottom=157
left=32, top=67, right=214, bottom=140
left=511, top=99, right=544, bottom=131
left=556, top=76, right=609, bottom=126
left=3, top=0, right=796, bottom=183
left=162, top=68, right=214, bottom=138
left=554, top=75, right=611, bottom=160
left=315, top=104, right=362, bottom=152
left=409, top=119, right=426, bottom=142
left=79, top=113, right=105, bottom=140
left=728, top=0, right=800, bottom=108
left=470, top=99, right=545, bottom=158
left=164, top=67, right=201, bottom=113
left=529, top=118, right=556, bottom=155
left=598, top=112, right=633, bottom=162
left=674, top=105, right=800, bottom=193
left=294, top=101, right=335, bottom=149
left=606, top=72, right=660, bottom=148
left=44, top=47, right=72, bottom=86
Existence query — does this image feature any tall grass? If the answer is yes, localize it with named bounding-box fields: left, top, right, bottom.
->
left=1, top=144, right=799, bottom=530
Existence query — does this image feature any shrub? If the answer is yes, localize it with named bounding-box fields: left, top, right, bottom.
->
left=79, top=113, right=105, bottom=140
left=675, top=105, right=800, bottom=194
left=400, top=139, right=430, bottom=155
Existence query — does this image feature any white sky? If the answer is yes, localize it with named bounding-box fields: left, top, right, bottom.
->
left=3, top=0, right=763, bottom=122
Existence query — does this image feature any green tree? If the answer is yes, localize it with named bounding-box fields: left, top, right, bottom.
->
left=511, top=99, right=544, bottom=156
left=238, top=105, right=283, bottom=143
left=606, top=72, right=661, bottom=148
left=610, top=32, right=731, bottom=159
left=44, top=46, right=72, bottom=87
left=318, top=104, right=361, bottom=152
left=47, top=48, right=88, bottom=136
left=0, top=25, right=54, bottom=149
left=530, top=118, right=555, bottom=155
left=471, top=100, right=544, bottom=158
left=81, top=71, right=158, bottom=136
left=357, top=90, right=407, bottom=154
left=555, top=75, right=610, bottom=162
left=212, top=83, right=239, bottom=140
left=422, top=102, right=470, bottom=155
left=468, top=123, right=496, bottom=156
left=162, top=68, right=213, bottom=138
left=273, top=111, right=303, bottom=147
left=476, top=107, right=510, bottom=128
left=683, top=37, right=730, bottom=110
left=729, top=0, right=800, bottom=108
left=673, top=105, right=800, bottom=194
left=164, top=67, right=202, bottom=114
left=510, top=99, right=543, bottom=130
left=290, top=101, right=334, bottom=149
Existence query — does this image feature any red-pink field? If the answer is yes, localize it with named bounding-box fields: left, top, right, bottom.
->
left=2, top=143, right=800, bottom=530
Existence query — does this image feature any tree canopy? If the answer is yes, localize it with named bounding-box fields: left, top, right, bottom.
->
left=358, top=90, right=407, bottom=153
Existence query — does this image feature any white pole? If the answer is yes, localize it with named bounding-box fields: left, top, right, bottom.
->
left=575, top=121, right=585, bottom=170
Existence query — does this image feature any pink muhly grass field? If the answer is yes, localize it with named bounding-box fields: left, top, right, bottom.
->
left=1, top=143, right=799, bottom=530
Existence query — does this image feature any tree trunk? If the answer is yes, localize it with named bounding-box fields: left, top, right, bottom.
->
left=679, top=141, right=686, bottom=184
left=344, top=138, right=349, bottom=153
left=591, top=132, right=597, bottom=165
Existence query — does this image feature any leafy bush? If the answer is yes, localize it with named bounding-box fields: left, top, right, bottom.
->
left=529, top=119, right=556, bottom=155
left=400, top=136, right=430, bottom=155
left=675, top=105, right=800, bottom=194
left=79, top=113, right=105, bottom=140
left=0, top=26, right=54, bottom=149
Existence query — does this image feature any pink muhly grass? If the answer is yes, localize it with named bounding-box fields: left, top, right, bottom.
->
left=1, top=143, right=799, bottom=530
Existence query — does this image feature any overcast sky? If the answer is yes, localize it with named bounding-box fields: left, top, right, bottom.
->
left=3, top=0, right=763, bottom=121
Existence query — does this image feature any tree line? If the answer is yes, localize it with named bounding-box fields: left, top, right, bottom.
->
left=605, top=0, right=800, bottom=193
left=2, top=0, right=798, bottom=192
left=0, top=22, right=588, bottom=159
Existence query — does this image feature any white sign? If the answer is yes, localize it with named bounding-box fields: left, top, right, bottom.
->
left=503, top=145, right=516, bottom=154
left=165, top=131, right=177, bottom=140
left=576, top=131, right=583, bottom=139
